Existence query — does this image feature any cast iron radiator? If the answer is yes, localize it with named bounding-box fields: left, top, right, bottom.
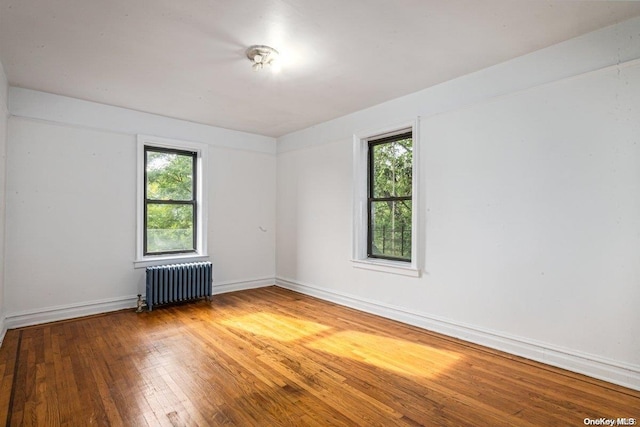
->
left=145, top=262, right=213, bottom=311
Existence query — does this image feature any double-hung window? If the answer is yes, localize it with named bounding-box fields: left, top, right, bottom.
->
left=136, top=135, right=208, bottom=267
left=352, top=120, right=420, bottom=277
left=368, top=132, right=413, bottom=261
left=144, top=147, right=197, bottom=255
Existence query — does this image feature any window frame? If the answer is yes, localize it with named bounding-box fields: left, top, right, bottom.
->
left=352, top=119, right=420, bottom=277
left=367, top=131, right=413, bottom=262
left=143, top=146, right=198, bottom=256
left=135, top=135, right=209, bottom=268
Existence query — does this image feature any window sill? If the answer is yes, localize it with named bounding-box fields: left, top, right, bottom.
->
left=134, top=254, right=210, bottom=269
left=351, top=258, right=420, bottom=277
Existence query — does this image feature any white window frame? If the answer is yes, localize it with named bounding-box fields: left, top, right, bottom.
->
left=352, top=119, right=420, bottom=277
left=135, top=135, right=209, bottom=268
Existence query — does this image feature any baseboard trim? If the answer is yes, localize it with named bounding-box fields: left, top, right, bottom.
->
left=275, top=276, right=640, bottom=391
left=2, top=278, right=275, bottom=333
left=5, top=295, right=139, bottom=330
left=5, top=277, right=637, bottom=391
left=213, top=277, right=275, bottom=294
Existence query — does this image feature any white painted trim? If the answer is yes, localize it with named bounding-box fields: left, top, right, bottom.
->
left=134, top=255, right=210, bottom=269
left=351, top=259, right=420, bottom=277
left=4, top=295, right=139, bottom=330
left=275, top=277, right=640, bottom=391
left=3, top=277, right=637, bottom=390
left=0, top=278, right=275, bottom=333
left=136, top=135, right=209, bottom=265
left=213, top=277, right=275, bottom=295
left=352, top=118, right=421, bottom=275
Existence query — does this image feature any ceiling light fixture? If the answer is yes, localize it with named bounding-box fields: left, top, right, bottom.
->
left=246, top=45, right=279, bottom=71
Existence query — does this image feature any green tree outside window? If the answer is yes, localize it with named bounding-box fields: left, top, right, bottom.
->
left=144, top=148, right=197, bottom=254
left=368, top=133, right=412, bottom=261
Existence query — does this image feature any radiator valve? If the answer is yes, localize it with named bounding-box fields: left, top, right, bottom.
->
left=136, top=294, right=146, bottom=313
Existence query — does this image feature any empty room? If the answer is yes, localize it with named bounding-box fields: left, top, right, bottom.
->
left=0, top=1, right=639, bottom=425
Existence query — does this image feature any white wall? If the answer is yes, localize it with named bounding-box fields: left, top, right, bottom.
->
left=276, top=18, right=640, bottom=390
left=0, top=61, right=8, bottom=342
left=4, top=89, right=276, bottom=326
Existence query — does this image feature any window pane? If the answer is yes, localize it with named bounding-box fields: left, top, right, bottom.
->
left=146, top=204, right=194, bottom=253
left=146, top=151, right=194, bottom=201
left=370, top=200, right=412, bottom=260
left=371, top=138, right=412, bottom=198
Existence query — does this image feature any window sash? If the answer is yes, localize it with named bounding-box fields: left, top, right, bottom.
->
left=143, top=146, right=197, bottom=256
left=367, top=132, right=413, bottom=262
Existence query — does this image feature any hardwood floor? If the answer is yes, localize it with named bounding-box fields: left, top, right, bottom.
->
left=0, top=286, right=638, bottom=426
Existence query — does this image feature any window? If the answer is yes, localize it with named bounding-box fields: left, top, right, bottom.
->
left=144, top=147, right=196, bottom=255
left=368, top=132, right=413, bottom=261
left=352, top=120, right=420, bottom=277
left=136, top=136, right=208, bottom=267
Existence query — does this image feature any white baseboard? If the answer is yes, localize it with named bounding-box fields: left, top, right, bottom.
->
left=213, top=277, right=274, bottom=294
left=5, top=295, right=139, bottom=330
left=4, top=277, right=637, bottom=391
left=275, top=276, right=640, bottom=391
left=1, top=278, right=275, bottom=333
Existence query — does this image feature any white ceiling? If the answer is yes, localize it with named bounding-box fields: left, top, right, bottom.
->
left=2, top=1, right=640, bottom=138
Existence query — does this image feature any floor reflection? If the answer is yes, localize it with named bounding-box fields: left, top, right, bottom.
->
left=222, top=311, right=461, bottom=379
left=221, top=312, right=331, bottom=341
left=307, top=330, right=461, bottom=378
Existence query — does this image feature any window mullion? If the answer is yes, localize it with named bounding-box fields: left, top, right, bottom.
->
left=145, top=199, right=194, bottom=205
left=370, top=196, right=412, bottom=202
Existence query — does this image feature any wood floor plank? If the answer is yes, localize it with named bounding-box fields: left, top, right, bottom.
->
left=0, top=286, right=638, bottom=426
left=0, top=330, right=20, bottom=426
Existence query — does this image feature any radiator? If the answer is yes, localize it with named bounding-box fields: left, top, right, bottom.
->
left=145, top=262, right=213, bottom=311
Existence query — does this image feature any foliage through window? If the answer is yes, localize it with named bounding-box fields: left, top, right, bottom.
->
left=368, top=132, right=412, bottom=261
left=144, top=147, right=197, bottom=255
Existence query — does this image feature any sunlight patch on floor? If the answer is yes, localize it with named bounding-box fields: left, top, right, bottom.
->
left=306, top=330, right=461, bottom=378
left=220, top=312, right=332, bottom=342
left=220, top=311, right=460, bottom=378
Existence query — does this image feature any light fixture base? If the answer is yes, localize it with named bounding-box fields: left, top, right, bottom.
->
left=246, top=45, right=279, bottom=71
